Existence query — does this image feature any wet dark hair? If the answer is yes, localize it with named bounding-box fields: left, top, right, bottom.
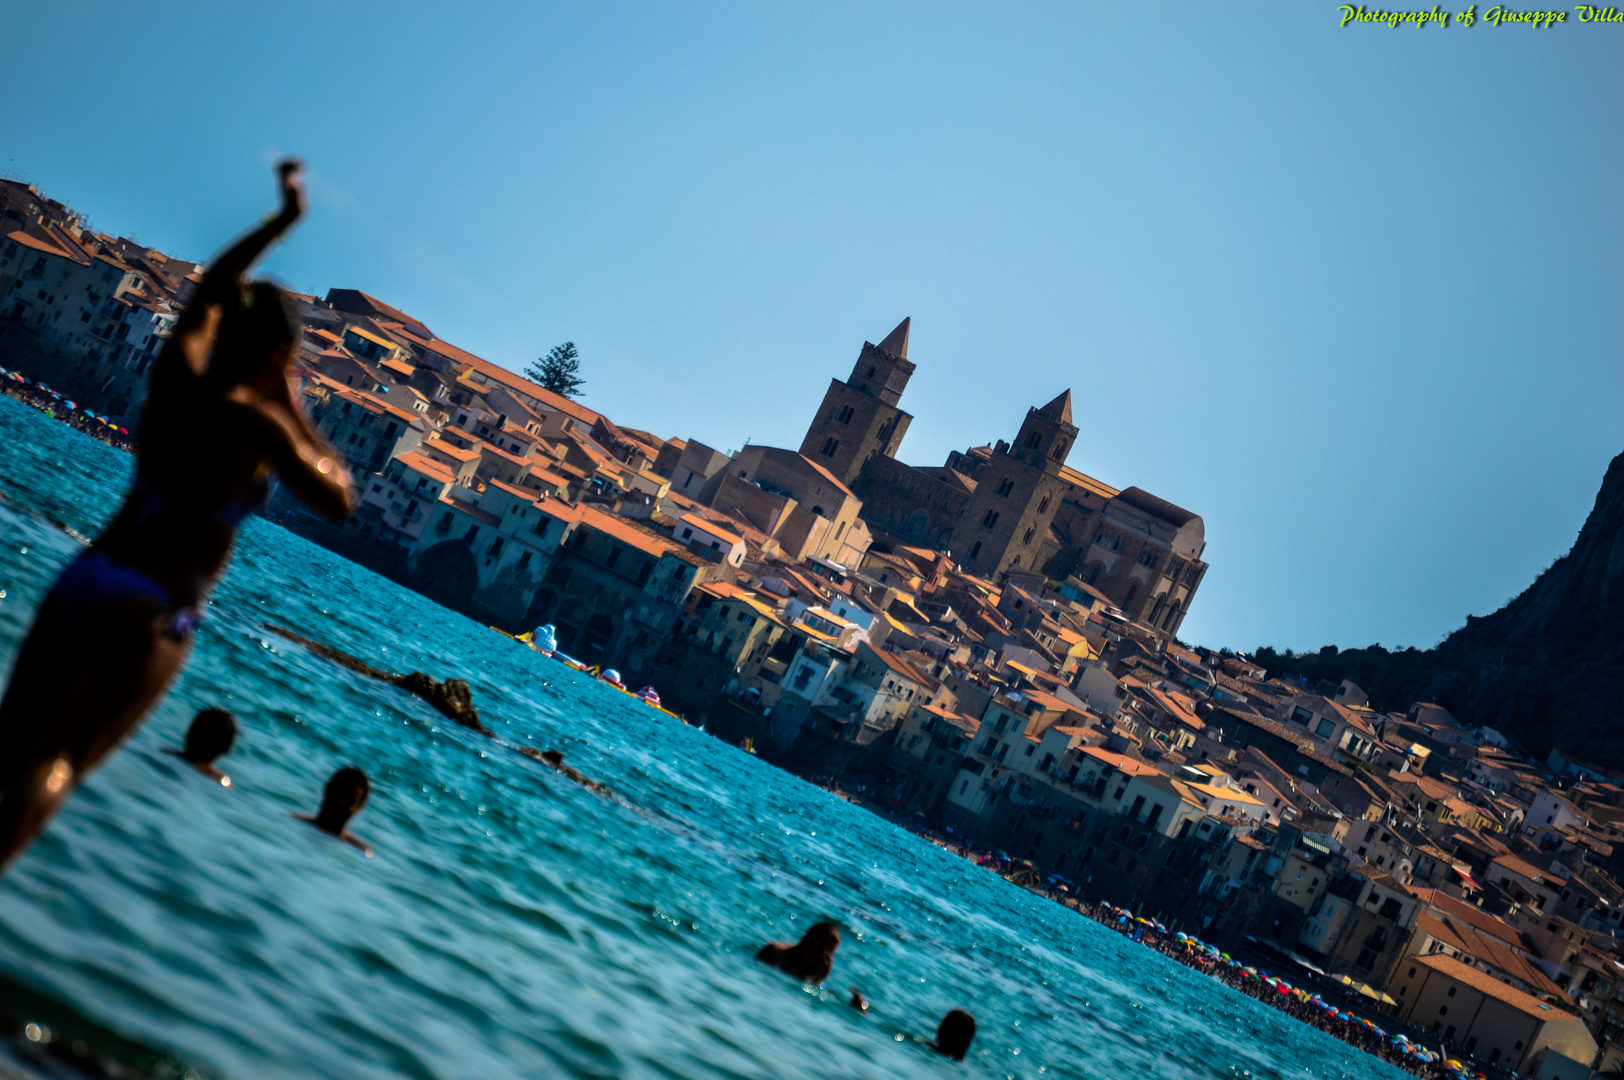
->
left=935, top=1009, right=976, bottom=1060
left=800, top=922, right=841, bottom=950
left=183, top=708, right=237, bottom=763
left=205, top=280, right=299, bottom=389
left=322, top=766, right=371, bottom=814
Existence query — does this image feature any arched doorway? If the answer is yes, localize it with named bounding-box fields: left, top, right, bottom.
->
left=412, top=541, right=478, bottom=610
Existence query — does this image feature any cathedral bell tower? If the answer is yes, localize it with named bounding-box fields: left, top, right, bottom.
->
left=797, top=318, right=916, bottom=487
left=951, top=390, right=1077, bottom=579
left=1009, top=390, right=1076, bottom=474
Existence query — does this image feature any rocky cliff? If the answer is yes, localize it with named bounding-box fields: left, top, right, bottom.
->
left=1417, top=450, right=1624, bottom=761
left=1262, top=450, right=1624, bottom=764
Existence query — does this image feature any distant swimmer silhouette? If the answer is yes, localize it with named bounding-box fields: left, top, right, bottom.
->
left=848, top=988, right=868, bottom=1011
left=932, top=1009, right=976, bottom=1060
left=163, top=708, right=236, bottom=785
left=295, top=767, right=373, bottom=856
left=0, top=160, right=354, bottom=875
left=755, top=921, right=841, bottom=984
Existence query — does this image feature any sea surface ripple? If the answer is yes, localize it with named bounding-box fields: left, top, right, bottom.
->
left=0, top=395, right=1406, bottom=1079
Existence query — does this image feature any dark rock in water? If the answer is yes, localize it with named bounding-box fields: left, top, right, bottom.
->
left=265, top=624, right=394, bottom=681
left=515, top=746, right=612, bottom=797
left=396, top=672, right=486, bottom=732
left=266, top=624, right=488, bottom=734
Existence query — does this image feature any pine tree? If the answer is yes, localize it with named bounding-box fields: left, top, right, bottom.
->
left=525, top=341, right=584, bottom=399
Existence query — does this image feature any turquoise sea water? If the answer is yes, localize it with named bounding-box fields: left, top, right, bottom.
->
left=0, top=394, right=1407, bottom=1080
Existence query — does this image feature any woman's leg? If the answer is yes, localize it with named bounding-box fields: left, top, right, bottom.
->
left=0, top=595, right=190, bottom=874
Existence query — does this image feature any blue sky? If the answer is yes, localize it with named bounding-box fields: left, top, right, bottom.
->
left=3, top=2, right=1619, bottom=652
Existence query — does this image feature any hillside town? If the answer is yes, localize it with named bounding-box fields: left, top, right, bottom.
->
left=7, top=177, right=1624, bottom=1079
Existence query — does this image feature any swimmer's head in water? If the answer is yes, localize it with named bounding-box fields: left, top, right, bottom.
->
left=208, top=280, right=300, bottom=391
left=183, top=708, right=237, bottom=764
left=799, top=922, right=841, bottom=953
left=320, top=766, right=370, bottom=822
left=934, top=1009, right=976, bottom=1060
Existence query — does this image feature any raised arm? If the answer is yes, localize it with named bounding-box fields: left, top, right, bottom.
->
left=234, top=386, right=355, bottom=521
left=170, top=160, right=306, bottom=375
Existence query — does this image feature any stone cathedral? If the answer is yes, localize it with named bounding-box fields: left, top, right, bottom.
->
left=799, top=318, right=1209, bottom=640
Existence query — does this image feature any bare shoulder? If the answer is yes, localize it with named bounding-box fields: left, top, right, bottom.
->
left=341, top=831, right=374, bottom=857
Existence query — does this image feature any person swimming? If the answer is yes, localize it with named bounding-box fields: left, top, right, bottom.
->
left=932, top=1009, right=976, bottom=1060
left=755, top=921, right=841, bottom=984
left=295, top=766, right=373, bottom=856
left=163, top=707, right=236, bottom=785
left=0, top=160, right=353, bottom=875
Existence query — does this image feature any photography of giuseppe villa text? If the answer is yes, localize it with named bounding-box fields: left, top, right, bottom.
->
left=1338, top=3, right=1624, bottom=26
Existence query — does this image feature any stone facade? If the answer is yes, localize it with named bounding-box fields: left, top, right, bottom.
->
left=797, top=318, right=915, bottom=487
left=1057, top=487, right=1207, bottom=639
left=848, top=455, right=970, bottom=551
left=796, top=319, right=1206, bottom=640
left=941, top=392, right=1078, bottom=578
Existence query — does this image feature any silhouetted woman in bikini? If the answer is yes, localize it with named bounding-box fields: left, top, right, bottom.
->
left=0, top=160, right=353, bottom=873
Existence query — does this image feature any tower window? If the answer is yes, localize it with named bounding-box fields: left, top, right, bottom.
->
left=995, top=478, right=1014, bottom=497
left=867, top=366, right=876, bottom=377
left=968, top=540, right=982, bottom=559
left=1051, top=439, right=1066, bottom=460
left=836, top=405, right=854, bottom=423
left=1023, top=527, right=1035, bottom=544
left=981, top=510, right=999, bottom=529
left=821, top=437, right=840, bottom=457
left=1025, top=429, right=1043, bottom=449
left=1037, top=495, right=1050, bottom=513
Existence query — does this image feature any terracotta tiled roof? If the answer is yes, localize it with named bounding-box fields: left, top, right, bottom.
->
left=1411, top=954, right=1578, bottom=1021
left=797, top=455, right=855, bottom=499
left=392, top=451, right=455, bottom=486
left=475, top=440, right=533, bottom=468
left=484, top=478, right=540, bottom=502
left=438, top=496, right=501, bottom=528
left=526, top=466, right=571, bottom=491
left=334, top=388, right=425, bottom=426
left=5, top=230, right=74, bottom=260
left=422, top=437, right=480, bottom=462
left=1490, top=854, right=1567, bottom=888
left=1057, top=464, right=1119, bottom=500
left=681, top=515, right=743, bottom=548
left=1412, top=912, right=1567, bottom=1001
left=577, top=504, right=695, bottom=564
left=1078, top=746, right=1160, bottom=777
left=870, top=647, right=938, bottom=690
left=394, top=327, right=604, bottom=428
left=326, top=290, right=434, bottom=338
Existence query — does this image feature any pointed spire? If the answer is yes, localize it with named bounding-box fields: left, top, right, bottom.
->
left=1038, top=389, right=1072, bottom=424
left=876, top=317, right=910, bottom=360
